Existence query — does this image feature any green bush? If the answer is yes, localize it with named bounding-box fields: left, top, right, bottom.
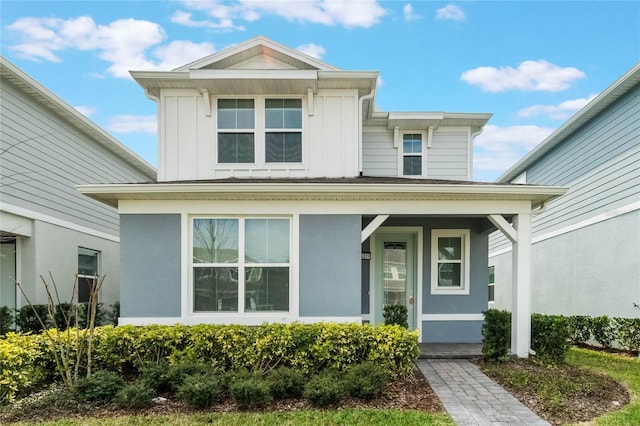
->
left=75, top=370, right=125, bottom=403
left=165, top=362, right=217, bottom=392
left=482, top=309, right=511, bottom=362
left=0, top=332, right=44, bottom=403
left=344, top=361, right=388, bottom=400
left=613, top=317, right=640, bottom=353
left=531, top=314, right=569, bottom=364
left=567, top=315, right=592, bottom=345
left=0, top=306, right=15, bottom=335
left=267, top=366, right=305, bottom=399
left=383, top=305, right=408, bottom=328
left=591, top=316, right=615, bottom=349
left=177, top=372, right=225, bottom=408
left=229, top=374, right=273, bottom=409
left=15, top=305, right=50, bottom=333
left=116, top=382, right=155, bottom=409
left=139, top=361, right=171, bottom=393
left=304, top=370, right=348, bottom=407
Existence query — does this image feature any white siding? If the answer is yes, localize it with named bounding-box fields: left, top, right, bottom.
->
left=427, top=128, right=471, bottom=180
left=362, top=127, right=396, bottom=176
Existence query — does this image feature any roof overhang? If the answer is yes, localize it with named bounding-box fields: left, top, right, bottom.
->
left=77, top=181, right=567, bottom=209
left=384, top=112, right=492, bottom=132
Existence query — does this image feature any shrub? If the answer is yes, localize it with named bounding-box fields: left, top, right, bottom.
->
left=0, top=332, right=44, bottom=403
left=344, top=361, right=388, bottom=400
left=177, top=372, right=225, bottom=408
left=591, top=316, right=615, bottom=349
left=139, top=361, right=171, bottom=393
left=267, top=366, right=305, bottom=399
left=567, top=315, right=592, bottom=345
left=304, top=371, right=348, bottom=407
left=116, top=382, right=155, bottom=409
left=15, top=304, right=50, bottom=333
left=531, top=314, right=569, bottom=364
left=613, top=317, right=640, bottom=353
left=383, top=305, right=408, bottom=328
left=482, top=309, right=511, bottom=362
left=75, top=370, right=125, bottom=403
left=229, top=374, right=273, bottom=409
left=0, top=306, right=15, bottom=335
left=166, top=362, right=218, bottom=392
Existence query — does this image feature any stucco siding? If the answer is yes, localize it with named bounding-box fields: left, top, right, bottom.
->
left=299, top=214, right=361, bottom=317
left=421, top=320, right=482, bottom=343
left=120, top=214, right=182, bottom=317
left=1, top=78, right=152, bottom=236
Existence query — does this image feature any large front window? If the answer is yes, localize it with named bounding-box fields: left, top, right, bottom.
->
left=430, top=229, right=470, bottom=295
left=217, top=98, right=303, bottom=165
left=192, top=217, right=290, bottom=313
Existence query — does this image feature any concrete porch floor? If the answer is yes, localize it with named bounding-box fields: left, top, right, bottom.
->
left=419, top=343, right=483, bottom=359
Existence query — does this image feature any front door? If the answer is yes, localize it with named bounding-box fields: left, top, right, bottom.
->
left=373, top=232, right=417, bottom=330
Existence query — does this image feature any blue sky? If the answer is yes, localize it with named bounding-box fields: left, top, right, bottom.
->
left=2, top=1, right=639, bottom=181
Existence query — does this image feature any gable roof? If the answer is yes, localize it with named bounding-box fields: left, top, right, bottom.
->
left=0, top=56, right=157, bottom=180
left=498, top=61, right=640, bottom=183
left=174, top=36, right=341, bottom=72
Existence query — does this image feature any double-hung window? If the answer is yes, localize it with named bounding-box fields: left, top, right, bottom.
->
left=217, top=99, right=255, bottom=163
left=488, top=265, right=495, bottom=302
left=217, top=98, right=302, bottom=165
left=430, top=230, right=470, bottom=295
left=192, top=217, right=291, bottom=313
left=78, top=247, right=99, bottom=303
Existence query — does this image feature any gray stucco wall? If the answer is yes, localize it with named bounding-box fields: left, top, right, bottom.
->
left=422, top=321, right=482, bottom=343
left=120, top=214, right=181, bottom=317
left=299, top=215, right=361, bottom=317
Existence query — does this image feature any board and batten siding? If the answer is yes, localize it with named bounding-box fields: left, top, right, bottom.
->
left=158, top=88, right=359, bottom=181
left=0, top=79, right=152, bottom=237
left=489, top=82, right=640, bottom=255
left=362, top=126, right=472, bottom=180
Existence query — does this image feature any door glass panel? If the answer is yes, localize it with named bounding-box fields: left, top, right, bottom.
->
left=383, top=242, right=406, bottom=306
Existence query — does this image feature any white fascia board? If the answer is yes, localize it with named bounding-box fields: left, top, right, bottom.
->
left=317, top=70, right=379, bottom=80
left=388, top=112, right=444, bottom=120
left=189, top=69, right=319, bottom=81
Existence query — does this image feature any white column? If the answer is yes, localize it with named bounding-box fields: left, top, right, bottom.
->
left=511, top=213, right=532, bottom=358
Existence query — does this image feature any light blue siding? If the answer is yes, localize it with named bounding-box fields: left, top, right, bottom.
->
left=299, top=215, right=361, bottom=317
left=120, top=214, right=181, bottom=317
left=421, top=321, right=482, bottom=343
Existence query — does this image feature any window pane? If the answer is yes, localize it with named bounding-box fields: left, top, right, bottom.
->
left=265, top=132, right=302, bottom=162
left=193, top=219, right=238, bottom=263
left=245, top=219, right=290, bottom=263
left=78, top=248, right=98, bottom=275
left=266, top=99, right=302, bottom=129
left=78, top=276, right=94, bottom=304
left=438, top=263, right=461, bottom=287
left=218, top=133, right=255, bottom=163
left=194, top=267, right=238, bottom=311
left=403, top=156, right=422, bottom=175
left=438, top=237, right=462, bottom=260
left=218, top=99, right=254, bottom=129
left=488, top=284, right=495, bottom=302
left=488, top=265, right=495, bottom=284
left=245, top=267, right=289, bottom=311
left=383, top=242, right=406, bottom=306
left=403, top=134, right=422, bottom=153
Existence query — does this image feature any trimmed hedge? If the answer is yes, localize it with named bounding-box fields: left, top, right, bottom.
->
left=0, top=322, right=418, bottom=402
left=531, top=313, right=570, bottom=364
left=482, top=309, right=511, bottom=362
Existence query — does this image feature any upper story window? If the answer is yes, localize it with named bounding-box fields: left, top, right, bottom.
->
left=398, top=131, right=426, bottom=177
left=217, top=98, right=302, bottom=165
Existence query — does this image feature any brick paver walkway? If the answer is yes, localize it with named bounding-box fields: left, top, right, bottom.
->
left=416, top=359, right=550, bottom=426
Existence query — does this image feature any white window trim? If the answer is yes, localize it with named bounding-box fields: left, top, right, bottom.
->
left=214, top=96, right=305, bottom=169
left=188, top=215, right=293, bottom=316
left=430, top=229, right=470, bottom=295
left=397, top=130, right=427, bottom=178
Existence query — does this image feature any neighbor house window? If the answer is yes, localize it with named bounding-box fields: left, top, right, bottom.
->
left=430, top=229, right=470, bottom=295
left=488, top=265, right=495, bottom=302
left=192, top=217, right=290, bottom=313
left=217, top=97, right=303, bottom=165
left=217, top=99, right=255, bottom=163
left=78, top=248, right=99, bottom=303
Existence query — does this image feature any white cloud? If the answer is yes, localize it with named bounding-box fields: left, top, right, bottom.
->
left=403, top=4, right=421, bottom=21
left=517, top=94, right=598, bottom=119
left=107, top=115, right=157, bottom=133
left=170, top=10, right=245, bottom=31
left=296, top=43, right=326, bottom=59
left=74, top=105, right=96, bottom=116
left=175, top=0, right=386, bottom=29
left=436, top=5, right=466, bottom=21
left=6, top=16, right=214, bottom=77
left=473, top=124, right=555, bottom=180
left=461, top=60, right=586, bottom=93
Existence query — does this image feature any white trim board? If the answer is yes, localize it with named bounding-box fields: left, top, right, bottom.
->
left=119, top=315, right=362, bottom=326
left=421, top=314, right=484, bottom=321
left=0, top=202, right=119, bottom=243
left=489, top=201, right=640, bottom=258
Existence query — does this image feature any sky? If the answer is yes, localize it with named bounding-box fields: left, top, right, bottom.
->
left=1, top=1, right=639, bottom=182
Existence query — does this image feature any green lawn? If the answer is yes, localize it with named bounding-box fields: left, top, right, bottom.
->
left=13, top=409, right=454, bottom=426
left=566, top=347, right=640, bottom=425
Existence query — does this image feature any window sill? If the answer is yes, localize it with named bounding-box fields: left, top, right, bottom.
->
left=430, top=286, right=470, bottom=296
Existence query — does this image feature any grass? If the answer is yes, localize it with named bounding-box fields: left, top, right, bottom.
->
left=10, top=409, right=455, bottom=426
left=566, top=347, right=640, bottom=425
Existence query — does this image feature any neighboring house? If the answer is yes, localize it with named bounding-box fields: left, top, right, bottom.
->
left=0, top=57, right=156, bottom=313
left=79, top=37, right=564, bottom=356
left=489, top=62, right=640, bottom=319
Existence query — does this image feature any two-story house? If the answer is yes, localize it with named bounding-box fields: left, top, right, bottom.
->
left=80, top=36, right=565, bottom=357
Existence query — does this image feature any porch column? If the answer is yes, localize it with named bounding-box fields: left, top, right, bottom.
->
left=511, top=213, right=532, bottom=358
